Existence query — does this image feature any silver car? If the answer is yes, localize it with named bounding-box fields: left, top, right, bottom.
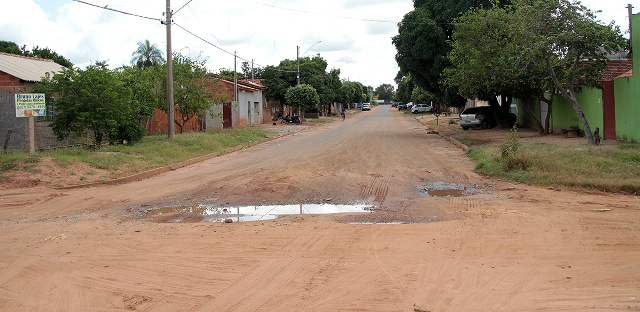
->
left=411, top=103, right=433, bottom=114
left=459, top=106, right=497, bottom=130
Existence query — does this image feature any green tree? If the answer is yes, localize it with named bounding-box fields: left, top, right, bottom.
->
left=0, top=41, right=72, bottom=68
left=516, top=0, right=625, bottom=144
left=446, top=5, right=549, bottom=129
left=285, top=84, right=320, bottom=113
left=156, top=53, right=225, bottom=134
left=263, top=60, right=298, bottom=104
left=116, top=66, right=160, bottom=143
left=392, top=0, right=504, bottom=108
left=131, top=40, right=164, bottom=70
left=35, top=62, right=143, bottom=146
left=240, top=61, right=265, bottom=79
left=375, top=84, right=395, bottom=101
left=410, top=86, right=433, bottom=104
left=29, top=46, right=73, bottom=68
left=0, top=40, right=24, bottom=54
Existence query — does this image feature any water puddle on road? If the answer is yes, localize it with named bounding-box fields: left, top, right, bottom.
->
left=422, top=181, right=475, bottom=198
left=149, top=203, right=373, bottom=223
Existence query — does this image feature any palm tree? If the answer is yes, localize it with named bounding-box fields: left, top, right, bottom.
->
left=131, top=40, right=164, bottom=69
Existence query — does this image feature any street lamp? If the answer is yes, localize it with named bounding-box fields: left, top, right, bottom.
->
left=302, top=40, right=321, bottom=57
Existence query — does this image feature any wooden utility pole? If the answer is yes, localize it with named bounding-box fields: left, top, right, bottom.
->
left=629, top=4, right=634, bottom=60
left=166, top=0, right=175, bottom=139
left=296, top=46, right=300, bottom=85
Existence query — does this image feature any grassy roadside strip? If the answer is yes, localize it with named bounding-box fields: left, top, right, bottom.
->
left=461, top=140, right=640, bottom=194
left=1, top=128, right=274, bottom=181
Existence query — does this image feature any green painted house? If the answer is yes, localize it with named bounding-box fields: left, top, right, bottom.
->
left=540, top=13, right=639, bottom=142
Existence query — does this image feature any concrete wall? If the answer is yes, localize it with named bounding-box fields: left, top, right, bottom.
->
left=0, top=90, right=26, bottom=150
left=203, top=103, right=224, bottom=131
left=613, top=13, right=640, bottom=142
left=235, top=90, right=263, bottom=127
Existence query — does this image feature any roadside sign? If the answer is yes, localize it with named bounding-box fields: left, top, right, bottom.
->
left=15, top=93, right=46, bottom=117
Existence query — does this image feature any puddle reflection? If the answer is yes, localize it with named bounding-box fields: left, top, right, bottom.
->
left=150, top=203, right=373, bottom=222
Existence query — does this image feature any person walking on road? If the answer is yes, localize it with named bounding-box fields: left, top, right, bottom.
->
left=341, top=107, right=346, bottom=121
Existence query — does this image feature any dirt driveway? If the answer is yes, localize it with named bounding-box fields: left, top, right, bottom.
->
left=1, top=105, right=639, bottom=311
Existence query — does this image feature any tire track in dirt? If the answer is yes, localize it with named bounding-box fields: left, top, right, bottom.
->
left=366, top=228, right=411, bottom=304
left=360, top=175, right=390, bottom=203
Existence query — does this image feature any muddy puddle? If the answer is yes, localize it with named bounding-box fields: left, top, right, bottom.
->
left=421, top=181, right=476, bottom=197
left=149, top=203, right=374, bottom=222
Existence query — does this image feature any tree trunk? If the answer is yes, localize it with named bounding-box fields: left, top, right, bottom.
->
left=546, top=57, right=595, bottom=145
left=539, top=94, right=553, bottom=135
left=524, top=97, right=545, bottom=134
left=566, top=89, right=595, bottom=144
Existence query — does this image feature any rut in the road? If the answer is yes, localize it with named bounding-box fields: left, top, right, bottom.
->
left=360, top=175, right=390, bottom=203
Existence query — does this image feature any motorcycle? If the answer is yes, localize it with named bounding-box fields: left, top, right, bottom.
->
left=281, top=113, right=301, bottom=125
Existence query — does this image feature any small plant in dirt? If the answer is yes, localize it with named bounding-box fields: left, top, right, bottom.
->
left=499, top=126, right=521, bottom=158
left=499, top=126, right=530, bottom=171
left=448, top=119, right=458, bottom=125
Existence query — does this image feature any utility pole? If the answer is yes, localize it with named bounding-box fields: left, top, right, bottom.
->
left=234, top=51, right=238, bottom=102
left=165, top=0, right=175, bottom=139
left=296, top=46, right=300, bottom=85
left=629, top=3, right=634, bottom=60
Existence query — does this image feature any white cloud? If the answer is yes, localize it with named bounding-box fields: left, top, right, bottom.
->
left=1, top=0, right=631, bottom=88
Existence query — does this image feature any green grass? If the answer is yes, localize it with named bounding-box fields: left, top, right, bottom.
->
left=467, top=143, right=640, bottom=194
left=0, top=128, right=273, bottom=180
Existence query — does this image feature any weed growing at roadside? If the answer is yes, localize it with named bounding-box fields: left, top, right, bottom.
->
left=499, top=126, right=530, bottom=172
left=499, top=126, right=521, bottom=159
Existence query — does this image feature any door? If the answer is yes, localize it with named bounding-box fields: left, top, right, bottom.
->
left=223, top=102, right=232, bottom=129
left=602, top=81, right=616, bottom=140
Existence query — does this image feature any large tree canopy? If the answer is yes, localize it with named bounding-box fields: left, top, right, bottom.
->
left=0, top=40, right=73, bottom=68
left=446, top=0, right=625, bottom=141
left=285, top=84, right=320, bottom=112
left=375, top=84, right=395, bottom=101
left=392, top=0, right=499, bottom=108
left=35, top=63, right=150, bottom=146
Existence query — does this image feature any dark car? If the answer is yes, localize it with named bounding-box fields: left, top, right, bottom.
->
left=459, top=106, right=497, bottom=130
left=397, top=103, right=407, bottom=110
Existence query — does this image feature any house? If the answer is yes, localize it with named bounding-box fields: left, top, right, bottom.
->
left=516, top=13, right=639, bottom=142
left=0, top=52, right=87, bottom=151
left=144, top=78, right=267, bottom=134
left=202, top=78, right=266, bottom=131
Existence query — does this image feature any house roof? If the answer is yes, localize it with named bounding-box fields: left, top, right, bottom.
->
left=0, top=52, right=65, bottom=82
left=220, top=79, right=265, bottom=92
left=601, top=59, right=633, bottom=81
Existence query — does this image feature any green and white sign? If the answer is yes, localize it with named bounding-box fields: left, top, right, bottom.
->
left=15, top=93, right=46, bottom=117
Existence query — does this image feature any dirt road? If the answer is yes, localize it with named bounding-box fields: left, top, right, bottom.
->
left=1, top=105, right=639, bottom=311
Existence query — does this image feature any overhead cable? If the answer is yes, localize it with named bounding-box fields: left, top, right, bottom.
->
left=71, top=0, right=163, bottom=22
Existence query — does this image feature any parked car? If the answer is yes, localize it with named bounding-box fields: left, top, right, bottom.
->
left=459, top=106, right=497, bottom=130
left=406, top=102, right=414, bottom=110
left=362, top=103, right=371, bottom=111
left=397, top=103, right=407, bottom=110
left=411, top=103, right=433, bottom=114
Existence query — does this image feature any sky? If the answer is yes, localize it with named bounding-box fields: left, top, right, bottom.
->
left=0, top=0, right=635, bottom=89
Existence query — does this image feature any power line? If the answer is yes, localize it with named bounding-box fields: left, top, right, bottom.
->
left=174, top=0, right=194, bottom=15
left=72, top=0, right=297, bottom=73
left=172, top=23, right=297, bottom=73
left=71, top=0, right=163, bottom=22
left=246, top=0, right=396, bottom=24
